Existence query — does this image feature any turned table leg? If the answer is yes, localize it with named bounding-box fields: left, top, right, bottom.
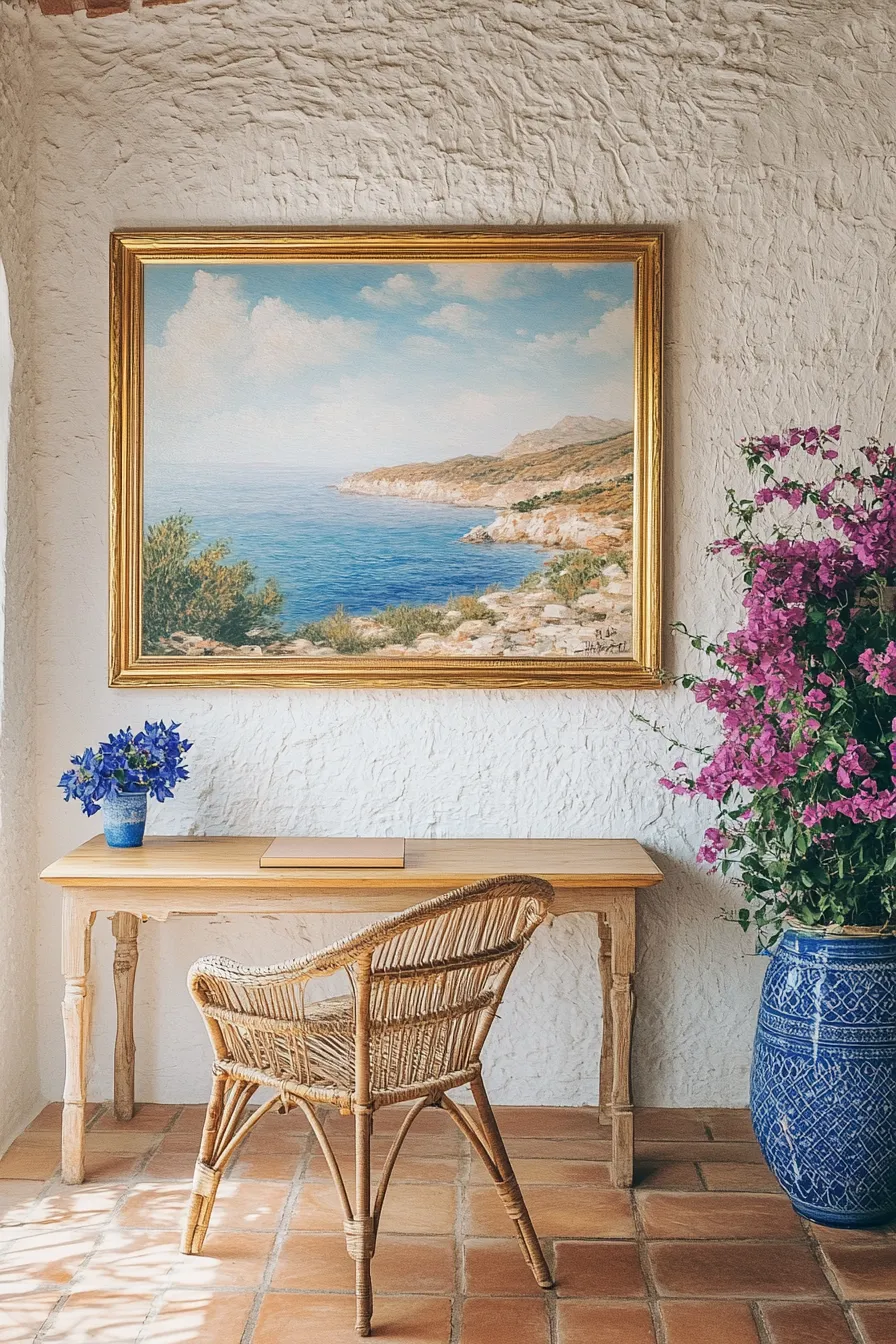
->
left=608, top=895, right=636, bottom=1188
left=596, top=913, right=613, bottom=1125
left=61, top=892, right=95, bottom=1184
left=112, top=912, right=139, bottom=1121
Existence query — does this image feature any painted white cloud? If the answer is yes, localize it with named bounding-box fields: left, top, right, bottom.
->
left=576, top=301, right=634, bottom=356
left=146, top=271, right=371, bottom=411
left=246, top=297, right=369, bottom=377
left=420, top=303, right=485, bottom=336
left=429, top=263, right=522, bottom=301
left=403, top=334, right=444, bottom=355
left=358, top=272, right=426, bottom=308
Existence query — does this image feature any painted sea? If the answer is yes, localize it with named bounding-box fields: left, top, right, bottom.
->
left=144, top=464, right=552, bottom=630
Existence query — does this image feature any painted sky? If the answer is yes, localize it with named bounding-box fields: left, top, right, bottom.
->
left=143, top=260, right=635, bottom=473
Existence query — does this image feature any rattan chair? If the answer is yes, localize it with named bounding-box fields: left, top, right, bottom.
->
left=181, top=874, right=554, bottom=1335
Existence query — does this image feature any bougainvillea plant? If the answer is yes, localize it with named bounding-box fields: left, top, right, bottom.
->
left=660, top=426, right=896, bottom=940
left=59, top=721, right=192, bottom=817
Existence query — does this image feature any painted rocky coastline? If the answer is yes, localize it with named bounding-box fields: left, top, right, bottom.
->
left=152, top=416, right=635, bottom=659
left=158, top=565, right=633, bottom=659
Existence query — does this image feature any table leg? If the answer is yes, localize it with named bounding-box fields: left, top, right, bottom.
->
left=596, top=913, right=613, bottom=1125
left=608, top=896, right=636, bottom=1188
left=112, top=912, right=139, bottom=1121
left=61, top=892, right=95, bottom=1184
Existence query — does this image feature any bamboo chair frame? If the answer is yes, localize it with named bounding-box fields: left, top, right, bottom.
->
left=182, top=874, right=554, bottom=1335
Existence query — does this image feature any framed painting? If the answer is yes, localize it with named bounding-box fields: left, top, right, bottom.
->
left=109, top=227, right=663, bottom=688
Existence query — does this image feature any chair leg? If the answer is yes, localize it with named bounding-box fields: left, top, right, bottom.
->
left=181, top=1075, right=258, bottom=1255
left=345, top=1104, right=375, bottom=1336
left=470, top=1075, right=553, bottom=1289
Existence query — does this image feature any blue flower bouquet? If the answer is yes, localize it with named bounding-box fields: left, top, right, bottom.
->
left=59, top=721, right=192, bottom=847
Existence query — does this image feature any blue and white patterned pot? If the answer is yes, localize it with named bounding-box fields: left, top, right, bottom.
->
left=750, top=924, right=896, bottom=1227
left=102, top=789, right=148, bottom=848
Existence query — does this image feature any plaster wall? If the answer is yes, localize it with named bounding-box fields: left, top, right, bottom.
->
left=28, top=0, right=896, bottom=1108
left=0, top=0, right=40, bottom=1148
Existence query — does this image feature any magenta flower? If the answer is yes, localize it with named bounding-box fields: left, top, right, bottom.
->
left=660, top=425, right=896, bottom=938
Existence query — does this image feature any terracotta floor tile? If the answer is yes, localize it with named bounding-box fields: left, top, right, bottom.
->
left=365, top=1107, right=458, bottom=1138
left=699, top=1162, right=781, bottom=1192
left=142, top=1151, right=197, bottom=1181
left=140, top=1289, right=255, bottom=1344
left=252, top=1291, right=452, bottom=1343
left=633, top=1162, right=702, bottom=1191
left=40, top=1289, right=155, bottom=1342
left=638, top=1191, right=802, bottom=1239
left=0, top=1183, right=48, bottom=1224
left=464, top=1237, right=545, bottom=1296
left=808, top=1221, right=896, bottom=1248
left=481, top=1107, right=606, bottom=1140
left=649, top=1239, right=832, bottom=1297
left=468, top=1158, right=610, bottom=1187
left=761, top=1301, right=855, bottom=1343
left=699, top=1108, right=756, bottom=1142
left=305, top=1151, right=460, bottom=1184
left=820, top=1242, right=896, bottom=1300
left=291, top=1181, right=455, bottom=1235
left=460, top=1296, right=549, bottom=1344
left=698, top=1107, right=757, bottom=1139
left=0, top=1142, right=59, bottom=1181
left=82, top=1152, right=143, bottom=1183
left=273, top=1230, right=454, bottom=1293
left=660, top=1300, right=761, bottom=1344
left=116, top=1179, right=288, bottom=1232
left=636, top=1140, right=765, bottom=1163
left=169, top=1229, right=274, bottom=1287
left=23, top=1183, right=123, bottom=1227
left=557, top=1299, right=657, bottom=1343
left=83, top=1132, right=159, bottom=1154
left=0, top=1288, right=61, bottom=1342
left=504, top=1137, right=611, bottom=1161
left=852, top=1304, right=896, bottom=1343
left=0, top=1225, right=99, bottom=1290
left=636, top=1108, right=710, bottom=1141
left=164, top=1105, right=209, bottom=1136
left=239, top=1129, right=310, bottom=1156
left=228, top=1151, right=299, bottom=1181
left=92, top=1104, right=178, bottom=1133
left=69, top=1227, right=180, bottom=1292
left=467, top=1185, right=634, bottom=1239
left=25, top=1103, right=102, bottom=1134
left=554, top=1239, right=646, bottom=1297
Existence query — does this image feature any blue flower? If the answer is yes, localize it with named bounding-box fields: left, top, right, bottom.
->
left=58, top=721, right=192, bottom=817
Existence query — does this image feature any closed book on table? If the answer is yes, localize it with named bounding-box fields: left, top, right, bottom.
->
left=259, top=837, right=406, bottom=868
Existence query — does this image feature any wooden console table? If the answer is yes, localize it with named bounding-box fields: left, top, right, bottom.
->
left=40, top=836, right=662, bottom=1188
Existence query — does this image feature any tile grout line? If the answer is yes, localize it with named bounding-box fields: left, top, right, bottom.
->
left=449, top=1113, right=471, bottom=1344
left=32, top=1102, right=186, bottom=1344
left=239, top=1109, right=315, bottom=1344
left=631, top=1187, right=667, bottom=1344
left=800, top=1219, right=867, bottom=1344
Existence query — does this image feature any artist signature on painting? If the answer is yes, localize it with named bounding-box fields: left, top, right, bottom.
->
left=582, top=638, right=631, bottom=655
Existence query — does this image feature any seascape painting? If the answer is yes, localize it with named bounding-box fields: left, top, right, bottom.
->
left=110, top=230, right=662, bottom=686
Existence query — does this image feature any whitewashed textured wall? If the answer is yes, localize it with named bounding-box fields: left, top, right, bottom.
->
left=0, top=0, right=40, bottom=1149
left=27, top=0, right=896, bottom=1108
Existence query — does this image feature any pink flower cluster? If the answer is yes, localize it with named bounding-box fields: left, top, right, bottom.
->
left=858, top=642, right=896, bottom=695
left=662, top=426, right=896, bottom=879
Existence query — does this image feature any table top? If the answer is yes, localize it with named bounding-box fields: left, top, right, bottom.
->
left=41, top=835, right=663, bottom=891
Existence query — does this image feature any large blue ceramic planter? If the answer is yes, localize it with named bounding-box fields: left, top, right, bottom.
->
left=750, top=925, right=896, bottom=1227
left=102, top=789, right=148, bottom=848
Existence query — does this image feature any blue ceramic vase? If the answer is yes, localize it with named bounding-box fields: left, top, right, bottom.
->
left=750, top=924, right=896, bottom=1227
left=102, top=789, right=148, bottom=848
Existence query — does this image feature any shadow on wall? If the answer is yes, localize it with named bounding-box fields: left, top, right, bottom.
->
left=633, top=847, right=767, bottom=1106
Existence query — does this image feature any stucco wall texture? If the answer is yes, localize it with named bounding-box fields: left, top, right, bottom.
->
left=20, top=0, right=896, bottom=1109
left=0, top=0, right=40, bottom=1150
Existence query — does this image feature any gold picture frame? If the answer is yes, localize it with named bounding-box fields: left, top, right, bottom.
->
left=110, top=227, right=663, bottom=688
